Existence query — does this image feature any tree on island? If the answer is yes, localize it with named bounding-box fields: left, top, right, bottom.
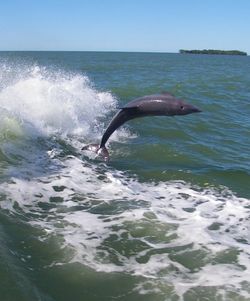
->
left=179, top=49, right=247, bottom=56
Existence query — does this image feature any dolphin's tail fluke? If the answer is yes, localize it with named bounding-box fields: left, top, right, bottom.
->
left=82, top=144, right=109, bottom=161
left=97, top=146, right=109, bottom=161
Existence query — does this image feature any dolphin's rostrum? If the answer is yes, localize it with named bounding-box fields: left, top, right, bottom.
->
left=82, top=92, right=201, bottom=161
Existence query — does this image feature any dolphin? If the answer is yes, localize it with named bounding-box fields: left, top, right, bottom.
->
left=82, top=92, right=201, bottom=161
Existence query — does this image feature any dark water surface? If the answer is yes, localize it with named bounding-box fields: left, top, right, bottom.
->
left=0, top=51, right=249, bottom=301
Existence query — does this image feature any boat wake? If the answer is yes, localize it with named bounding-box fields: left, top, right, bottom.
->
left=0, top=61, right=249, bottom=300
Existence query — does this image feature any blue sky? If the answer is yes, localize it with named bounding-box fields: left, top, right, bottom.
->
left=0, top=0, right=249, bottom=53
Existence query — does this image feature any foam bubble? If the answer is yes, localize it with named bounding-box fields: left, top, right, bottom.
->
left=0, top=64, right=118, bottom=140
left=1, top=155, right=249, bottom=300
left=1, top=60, right=249, bottom=300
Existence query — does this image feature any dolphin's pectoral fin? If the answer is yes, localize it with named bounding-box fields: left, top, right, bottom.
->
left=82, top=144, right=109, bottom=162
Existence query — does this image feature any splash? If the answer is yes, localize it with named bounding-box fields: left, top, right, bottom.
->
left=0, top=60, right=249, bottom=300
left=0, top=64, right=116, bottom=140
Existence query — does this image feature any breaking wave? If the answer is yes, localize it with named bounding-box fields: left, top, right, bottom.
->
left=0, top=60, right=249, bottom=300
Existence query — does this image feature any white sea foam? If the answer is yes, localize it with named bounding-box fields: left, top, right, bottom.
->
left=0, top=62, right=249, bottom=300
left=0, top=64, right=118, bottom=141
left=1, top=155, right=249, bottom=299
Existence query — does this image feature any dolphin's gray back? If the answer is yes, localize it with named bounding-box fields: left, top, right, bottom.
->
left=121, top=93, right=175, bottom=108
left=121, top=93, right=177, bottom=116
left=100, top=93, right=177, bottom=147
left=82, top=92, right=201, bottom=161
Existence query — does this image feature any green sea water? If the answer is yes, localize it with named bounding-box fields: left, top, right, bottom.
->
left=0, top=51, right=249, bottom=301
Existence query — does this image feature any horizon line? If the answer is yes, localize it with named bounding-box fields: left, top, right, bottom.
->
left=0, top=49, right=179, bottom=54
left=0, top=49, right=248, bottom=55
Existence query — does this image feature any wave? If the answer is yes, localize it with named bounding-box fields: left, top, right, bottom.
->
left=0, top=62, right=134, bottom=168
left=1, top=154, right=250, bottom=299
left=0, top=63, right=118, bottom=140
left=0, top=60, right=249, bottom=300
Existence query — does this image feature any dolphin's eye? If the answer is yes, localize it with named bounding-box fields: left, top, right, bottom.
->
left=180, top=106, right=184, bottom=110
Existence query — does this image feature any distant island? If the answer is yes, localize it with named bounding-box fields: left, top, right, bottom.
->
left=179, top=49, right=247, bottom=56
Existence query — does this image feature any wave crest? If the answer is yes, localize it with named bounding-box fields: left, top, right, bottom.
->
left=0, top=64, right=116, bottom=139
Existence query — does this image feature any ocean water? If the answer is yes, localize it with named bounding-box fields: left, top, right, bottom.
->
left=0, top=51, right=249, bottom=301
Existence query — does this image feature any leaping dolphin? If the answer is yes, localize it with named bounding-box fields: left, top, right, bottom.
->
left=82, top=92, right=201, bottom=161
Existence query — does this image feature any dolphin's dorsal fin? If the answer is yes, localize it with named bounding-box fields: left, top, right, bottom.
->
left=120, top=92, right=174, bottom=110
left=161, top=91, right=174, bottom=97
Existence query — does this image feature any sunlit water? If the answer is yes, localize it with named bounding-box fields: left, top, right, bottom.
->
left=0, top=52, right=249, bottom=301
